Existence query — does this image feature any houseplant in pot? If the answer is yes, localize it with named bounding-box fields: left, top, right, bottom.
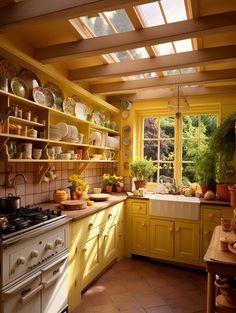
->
left=194, top=147, right=216, bottom=196
left=209, top=112, right=236, bottom=201
left=130, top=158, right=157, bottom=190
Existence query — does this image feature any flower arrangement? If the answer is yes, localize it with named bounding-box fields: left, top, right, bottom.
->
left=102, top=174, right=123, bottom=186
left=68, top=174, right=90, bottom=194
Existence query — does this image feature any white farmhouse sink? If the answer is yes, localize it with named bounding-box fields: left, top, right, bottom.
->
left=149, top=194, right=200, bottom=220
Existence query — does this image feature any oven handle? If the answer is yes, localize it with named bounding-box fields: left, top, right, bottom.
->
left=42, top=269, right=63, bottom=289
left=19, top=284, right=44, bottom=304
left=2, top=271, right=42, bottom=296
left=41, top=252, right=69, bottom=272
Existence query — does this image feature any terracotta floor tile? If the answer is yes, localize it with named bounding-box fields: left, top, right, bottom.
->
left=77, top=257, right=207, bottom=313
left=133, top=292, right=166, bottom=308
left=110, top=293, right=144, bottom=311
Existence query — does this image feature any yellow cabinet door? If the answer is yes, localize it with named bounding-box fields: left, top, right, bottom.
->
left=149, top=219, right=174, bottom=257
left=79, top=226, right=102, bottom=291
left=202, top=223, right=219, bottom=257
left=175, top=222, right=200, bottom=261
left=102, top=220, right=117, bottom=267
left=131, top=216, right=147, bottom=255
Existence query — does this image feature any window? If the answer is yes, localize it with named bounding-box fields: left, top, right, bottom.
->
left=143, top=116, right=175, bottom=182
left=181, top=114, right=217, bottom=185
left=142, top=113, right=217, bottom=185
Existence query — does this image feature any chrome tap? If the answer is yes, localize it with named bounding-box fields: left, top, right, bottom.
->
left=11, top=174, right=27, bottom=188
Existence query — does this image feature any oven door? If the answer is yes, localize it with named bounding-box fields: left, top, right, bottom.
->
left=2, top=272, right=43, bottom=313
left=41, top=253, right=68, bottom=313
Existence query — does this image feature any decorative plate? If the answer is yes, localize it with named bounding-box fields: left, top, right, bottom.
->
left=56, top=122, right=68, bottom=138
left=10, top=77, right=29, bottom=99
left=122, top=125, right=131, bottom=134
left=73, top=96, right=87, bottom=120
left=19, top=69, right=41, bottom=98
left=45, top=82, right=64, bottom=111
left=122, top=150, right=130, bottom=159
left=32, top=87, right=54, bottom=107
left=93, top=110, right=102, bottom=125
left=122, top=137, right=131, bottom=146
left=121, top=109, right=129, bottom=120
left=63, top=97, right=76, bottom=116
left=0, top=59, right=17, bottom=79
left=89, top=193, right=110, bottom=201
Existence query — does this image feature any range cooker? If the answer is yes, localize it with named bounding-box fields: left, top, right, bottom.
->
left=0, top=206, right=70, bottom=313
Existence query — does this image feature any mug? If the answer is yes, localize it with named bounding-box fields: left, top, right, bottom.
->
left=106, top=150, right=115, bottom=160
left=47, top=147, right=55, bottom=160
left=33, top=149, right=42, bottom=159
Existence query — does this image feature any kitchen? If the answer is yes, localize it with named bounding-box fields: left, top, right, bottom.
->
left=0, top=0, right=236, bottom=313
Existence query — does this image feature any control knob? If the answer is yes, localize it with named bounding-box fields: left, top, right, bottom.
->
left=17, top=256, right=26, bottom=265
left=30, top=250, right=39, bottom=258
left=45, top=243, right=53, bottom=251
left=55, top=238, right=63, bottom=245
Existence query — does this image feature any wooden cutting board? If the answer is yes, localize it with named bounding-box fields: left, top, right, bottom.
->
left=60, top=200, right=87, bottom=210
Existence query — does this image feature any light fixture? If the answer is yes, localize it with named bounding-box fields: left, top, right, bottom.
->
left=167, top=85, right=189, bottom=117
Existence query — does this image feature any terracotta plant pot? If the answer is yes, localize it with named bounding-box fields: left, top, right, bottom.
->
left=70, top=191, right=79, bottom=200
left=105, top=185, right=113, bottom=193
left=216, top=184, right=231, bottom=201
left=228, top=186, right=236, bottom=208
left=200, top=184, right=215, bottom=196
left=134, top=180, right=147, bottom=190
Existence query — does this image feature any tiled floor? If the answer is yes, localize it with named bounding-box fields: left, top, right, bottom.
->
left=74, top=257, right=207, bottom=313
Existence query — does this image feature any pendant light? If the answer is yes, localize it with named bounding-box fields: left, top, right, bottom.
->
left=167, top=85, right=189, bottom=117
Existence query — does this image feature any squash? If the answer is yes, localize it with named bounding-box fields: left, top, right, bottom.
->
left=204, top=190, right=215, bottom=200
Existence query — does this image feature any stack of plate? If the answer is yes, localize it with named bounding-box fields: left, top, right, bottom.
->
left=49, top=125, right=62, bottom=141
left=90, top=131, right=102, bottom=146
left=107, top=136, right=120, bottom=149
left=56, top=122, right=79, bottom=142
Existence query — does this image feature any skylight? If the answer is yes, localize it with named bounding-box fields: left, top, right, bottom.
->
left=70, top=0, right=196, bottom=81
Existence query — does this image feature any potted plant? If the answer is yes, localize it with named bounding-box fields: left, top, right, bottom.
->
left=209, top=112, right=236, bottom=201
left=194, top=147, right=216, bottom=195
left=130, top=158, right=157, bottom=190
left=68, top=174, right=90, bottom=200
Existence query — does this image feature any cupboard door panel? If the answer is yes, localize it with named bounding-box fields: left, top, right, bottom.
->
left=149, top=219, right=174, bottom=257
left=131, top=216, right=147, bottom=254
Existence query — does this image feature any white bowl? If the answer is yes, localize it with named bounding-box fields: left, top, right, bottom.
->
left=59, top=153, right=71, bottom=160
left=93, top=187, right=102, bottom=194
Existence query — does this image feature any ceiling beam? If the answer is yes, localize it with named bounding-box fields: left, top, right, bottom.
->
left=107, top=86, right=236, bottom=102
left=0, top=0, right=153, bottom=32
left=35, top=11, right=236, bottom=64
left=69, top=45, right=236, bottom=81
left=89, top=69, right=236, bottom=94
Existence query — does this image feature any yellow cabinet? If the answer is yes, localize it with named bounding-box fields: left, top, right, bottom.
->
left=131, top=216, right=147, bottom=255
left=201, top=205, right=234, bottom=260
left=68, top=202, right=124, bottom=312
left=175, top=221, right=200, bottom=261
left=149, top=219, right=174, bottom=257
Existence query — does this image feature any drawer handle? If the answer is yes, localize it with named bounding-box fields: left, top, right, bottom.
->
left=208, top=214, right=214, bottom=218
left=204, top=231, right=209, bottom=235
left=175, top=228, right=180, bottom=232
left=141, top=223, right=146, bottom=227
left=139, top=207, right=143, bottom=210
left=88, top=223, right=93, bottom=228
left=169, top=228, right=173, bottom=232
left=82, top=247, right=87, bottom=252
left=108, top=213, right=113, bottom=219
left=104, top=234, right=108, bottom=239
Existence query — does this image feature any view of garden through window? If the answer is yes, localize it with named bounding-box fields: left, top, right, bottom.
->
left=143, top=114, right=217, bottom=185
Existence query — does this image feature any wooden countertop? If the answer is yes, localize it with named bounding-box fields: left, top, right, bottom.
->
left=204, top=225, right=236, bottom=265
left=39, top=193, right=127, bottom=221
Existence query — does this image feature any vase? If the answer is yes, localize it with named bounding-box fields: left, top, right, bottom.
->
left=105, top=185, right=113, bottom=193
left=134, top=180, right=147, bottom=190
left=70, top=191, right=79, bottom=200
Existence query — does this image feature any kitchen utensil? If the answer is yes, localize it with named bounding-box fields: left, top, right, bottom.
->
left=60, top=200, right=87, bottom=210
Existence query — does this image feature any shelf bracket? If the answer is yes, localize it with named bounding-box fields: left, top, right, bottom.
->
left=75, top=162, right=89, bottom=175
left=34, top=162, right=54, bottom=184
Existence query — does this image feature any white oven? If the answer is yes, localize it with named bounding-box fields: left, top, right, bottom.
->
left=0, top=215, right=69, bottom=313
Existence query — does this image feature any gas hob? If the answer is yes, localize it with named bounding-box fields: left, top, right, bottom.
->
left=0, top=206, right=66, bottom=242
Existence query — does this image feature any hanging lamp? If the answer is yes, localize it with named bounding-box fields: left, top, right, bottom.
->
left=167, top=85, right=189, bottom=117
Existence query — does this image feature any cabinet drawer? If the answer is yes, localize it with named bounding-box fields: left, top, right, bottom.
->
left=131, top=202, right=147, bottom=215
left=203, top=209, right=220, bottom=223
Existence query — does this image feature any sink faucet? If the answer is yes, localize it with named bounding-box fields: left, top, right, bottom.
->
left=4, top=172, right=27, bottom=189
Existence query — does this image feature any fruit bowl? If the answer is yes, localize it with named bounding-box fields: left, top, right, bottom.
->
left=228, top=241, right=236, bottom=254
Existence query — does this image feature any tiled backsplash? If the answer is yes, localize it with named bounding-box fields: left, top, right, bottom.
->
left=0, top=161, right=125, bottom=206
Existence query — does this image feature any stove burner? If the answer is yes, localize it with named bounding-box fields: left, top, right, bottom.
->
left=0, top=206, right=63, bottom=238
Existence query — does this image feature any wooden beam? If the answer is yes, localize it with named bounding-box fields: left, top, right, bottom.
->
left=0, top=0, right=153, bottom=32
left=35, top=11, right=236, bottom=64
left=68, top=45, right=236, bottom=81
left=107, top=86, right=236, bottom=101
left=89, top=69, right=236, bottom=94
